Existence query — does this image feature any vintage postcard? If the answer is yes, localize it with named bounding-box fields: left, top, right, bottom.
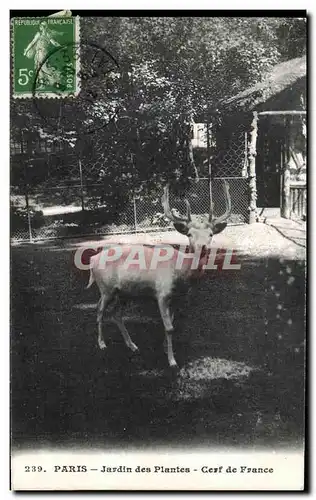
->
left=10, top=11, right=307, bottom=491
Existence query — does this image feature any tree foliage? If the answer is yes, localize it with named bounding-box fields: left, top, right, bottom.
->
left=11, top=16, right=306, bottom=206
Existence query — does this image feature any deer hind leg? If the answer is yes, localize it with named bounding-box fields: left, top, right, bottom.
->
left=97, top=291, right=116, bottom=350
left=97, top=294, right=107, bottom=350
left=157, top=295, right=177, bottom=368
left=110, top=294, right=139, bottom=353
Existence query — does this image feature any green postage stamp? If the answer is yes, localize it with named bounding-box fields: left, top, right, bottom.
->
left=12, top=16, right=80, bottom=98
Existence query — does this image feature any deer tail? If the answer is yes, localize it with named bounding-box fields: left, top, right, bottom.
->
left=86, top=267, right=95, bottom=289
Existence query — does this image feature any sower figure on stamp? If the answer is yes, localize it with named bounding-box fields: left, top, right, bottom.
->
left=23, top=21, right=63, bottom=88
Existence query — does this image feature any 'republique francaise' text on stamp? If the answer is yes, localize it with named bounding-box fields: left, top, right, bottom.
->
left=12, top=16, right=80, bottom=98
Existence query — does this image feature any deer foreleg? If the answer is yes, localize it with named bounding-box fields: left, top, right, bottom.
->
left=157, top=296, right=177, bottom=368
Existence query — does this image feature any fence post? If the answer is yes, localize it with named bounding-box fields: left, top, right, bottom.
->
left=25, top=188, right=33, bottom=243
left=248, top=111, right=258, bottom=224
left=206, top=121, right=213, bottom=213
left=78, top=159, right=85, bottom=211
left=133, top=196, right=138, bottom=233
left=206, top=121, right=211, bottom=177
left=242, top=132, right=248, bottom=177
left=23, top=151, right=33, bottom=243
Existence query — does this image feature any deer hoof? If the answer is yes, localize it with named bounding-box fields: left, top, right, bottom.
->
left=98, top=340, right=107, bottom=350
left=168, top=363, right=179, bottom=377
left=169, top=361, right=179, bottom=370
left=129, top=343, right=139, bottom=353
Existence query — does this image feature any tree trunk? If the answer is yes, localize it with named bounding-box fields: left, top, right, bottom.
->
left=187, top=118, right=199, bottom=182
left=78, top=159, right=85, bottom=212
left=248, top=111, right=258, bottom=224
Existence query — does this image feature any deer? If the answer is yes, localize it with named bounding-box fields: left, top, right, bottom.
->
left=87, top=180, right=231, bottom=368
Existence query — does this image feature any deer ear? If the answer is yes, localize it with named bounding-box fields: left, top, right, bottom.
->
left=173, top=222, right=189, bottom=235
left=213, top=222, right=227, bottom=234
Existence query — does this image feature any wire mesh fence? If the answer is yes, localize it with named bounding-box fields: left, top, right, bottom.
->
left=10, top=119, right=250, bottom=242
left=211, top=125, right=248, bottom=178
left=11, top=177, right=248, bottom=242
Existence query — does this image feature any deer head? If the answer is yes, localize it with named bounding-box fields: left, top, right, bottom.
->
left=161, top=180, right=231, bottom=253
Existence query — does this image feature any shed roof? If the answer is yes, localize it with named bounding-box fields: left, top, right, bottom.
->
left=222, top=55, right=306, bottom=111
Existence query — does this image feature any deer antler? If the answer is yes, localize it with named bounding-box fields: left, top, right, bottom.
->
left=161, top=185, right=192, bottom=224
left=209, top=180, right=232, bottom=225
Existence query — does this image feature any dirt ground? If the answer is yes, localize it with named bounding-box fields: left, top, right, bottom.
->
left=11, top=221, right=306, bottom=451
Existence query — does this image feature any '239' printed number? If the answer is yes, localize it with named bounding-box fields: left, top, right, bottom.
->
left=25, top=466, right=44, bottom=472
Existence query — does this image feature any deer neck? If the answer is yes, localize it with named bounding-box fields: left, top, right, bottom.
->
left=173, top=242, right=208, bottom=278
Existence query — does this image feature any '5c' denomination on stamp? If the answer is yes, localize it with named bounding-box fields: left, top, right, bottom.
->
left=12, top=16, right=80, bottom=98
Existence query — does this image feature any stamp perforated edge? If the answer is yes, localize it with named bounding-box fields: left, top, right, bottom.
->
left=11, top=16, right=81, bottom=99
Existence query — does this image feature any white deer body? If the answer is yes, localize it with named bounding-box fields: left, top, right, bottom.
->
left=88, top=181, right=231, bottom=368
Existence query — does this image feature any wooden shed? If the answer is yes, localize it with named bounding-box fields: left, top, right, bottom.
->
left=221, top=55, right=306, bottom=222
